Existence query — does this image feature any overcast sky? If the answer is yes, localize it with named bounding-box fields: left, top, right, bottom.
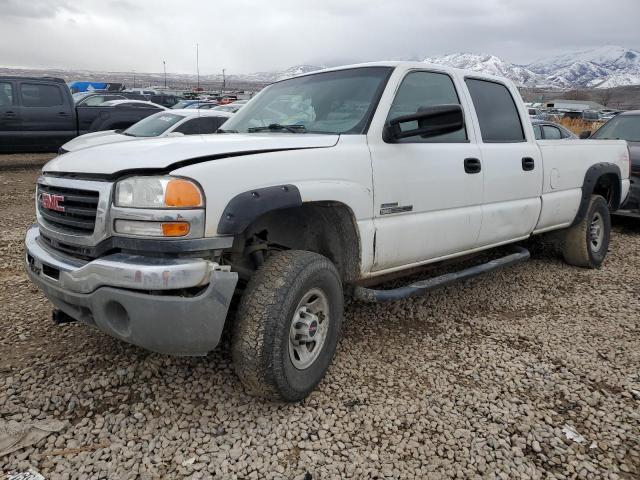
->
left=1, top=0, right=639, bottom=75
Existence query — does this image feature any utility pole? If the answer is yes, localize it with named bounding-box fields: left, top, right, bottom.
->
left=222, top=69, right=226, bottom=94
left=163, top=61, right=167, bottom=88
left=133, top=70, right=136, bottom=89
left=196, top=44, right=200, bottom=91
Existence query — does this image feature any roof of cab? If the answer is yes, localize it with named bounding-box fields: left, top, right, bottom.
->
left=286, top=61, right=517, bottom=86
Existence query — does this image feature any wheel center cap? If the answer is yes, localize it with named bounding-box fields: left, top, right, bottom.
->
left=308, top=320, right=318, bottom=337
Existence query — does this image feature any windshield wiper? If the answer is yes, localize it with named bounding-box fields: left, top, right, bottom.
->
left=247, top=123, right=307, bottom=133
left=217, top=128, right=238, bottom=133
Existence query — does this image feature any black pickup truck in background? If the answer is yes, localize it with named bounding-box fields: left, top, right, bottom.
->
left=0, top=76, right=165, bottom=152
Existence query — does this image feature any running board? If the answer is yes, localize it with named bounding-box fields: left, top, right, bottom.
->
left=354, top=246, right=530, bottom=303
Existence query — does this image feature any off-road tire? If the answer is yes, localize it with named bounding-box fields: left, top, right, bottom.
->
left=231, top=250, right=343, bottom=402
left=562, top=194, right=611, bottom=268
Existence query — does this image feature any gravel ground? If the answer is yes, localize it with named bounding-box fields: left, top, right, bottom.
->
left=1, top=153, right=639, bottom=479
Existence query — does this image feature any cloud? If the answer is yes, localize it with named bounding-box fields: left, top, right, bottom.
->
left=1, top=0, right=74, bottom=19
left=0, top=0, right=638, bottom=74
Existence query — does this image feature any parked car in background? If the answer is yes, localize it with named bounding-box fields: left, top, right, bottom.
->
left=72, top=92, right=127, bottom=105
left=213, top=103, right=244, bottom=113
left=149, top=94, right=182, bottom=108
left=582, top=110, right=601, bottom=121
left=0, top=76, right=168, bottom=152
left=185, top=102, right=220, bottom=110
left=531, top=119, right=577, bottom=140
left=584, top=111, right=640, bottom=217
left=172, top=100, right=203, bottom=109
left=58, top=109, right=232, bottom=153
left=99, top=99, right=167, bottom=109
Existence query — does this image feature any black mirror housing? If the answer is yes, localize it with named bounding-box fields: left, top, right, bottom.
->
left=579, top=130, right=592, bottom=139
left=383, top=104, right=464, bottom=142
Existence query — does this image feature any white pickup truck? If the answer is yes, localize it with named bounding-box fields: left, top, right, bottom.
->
left=26, top=62, right=630, bottom=401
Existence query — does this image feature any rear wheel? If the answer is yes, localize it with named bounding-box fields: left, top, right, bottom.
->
left=231, top=250, right=343, bottom=401
left=562, top=195, right=611, bottom=268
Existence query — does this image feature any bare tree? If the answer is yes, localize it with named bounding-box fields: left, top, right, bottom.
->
left=599, top=89, right=613, bottom=107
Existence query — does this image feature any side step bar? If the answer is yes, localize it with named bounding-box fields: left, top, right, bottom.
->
left=354, top=246, right=530, bottom=303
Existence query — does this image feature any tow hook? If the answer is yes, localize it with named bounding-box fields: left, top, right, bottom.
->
left=52, top=309, right=77, bottom=325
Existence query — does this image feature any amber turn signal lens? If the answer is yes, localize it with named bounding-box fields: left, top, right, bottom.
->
left=161, top=222, right=190, bottom=237
left=165, top=179, right=203, bottom=207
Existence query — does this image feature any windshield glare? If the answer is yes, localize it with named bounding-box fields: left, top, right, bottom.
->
left=592, top=115, right=640, bottom=142
left=123, top=113, right=185, bottom=137
left=221, top=67, right=392, bottom=134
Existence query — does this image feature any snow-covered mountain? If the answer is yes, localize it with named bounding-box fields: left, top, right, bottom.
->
left=230, top=65, right=325, bottom=83
left=528, top=46, right=640, bottom=88
left=423, top=46, right=640, bottom=89
left=423, top=53, right=548, bottom=87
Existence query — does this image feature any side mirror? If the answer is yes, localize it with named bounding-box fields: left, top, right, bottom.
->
left=383, top=104, right=464, bottom=142
left=579, top=130, right=591, bottom=139
left=166, top=131, right=185, bottom=137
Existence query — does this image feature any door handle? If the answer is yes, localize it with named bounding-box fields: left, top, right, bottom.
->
left=522, top=157, right=535, bottom=171
left=464, top=158, right=482, bottom=174
left=57, top=112, right=69, bottom=117
left=4, top=111, right=16, bottom=118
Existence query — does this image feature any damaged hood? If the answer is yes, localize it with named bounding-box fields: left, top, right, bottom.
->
left=43, top=133, right=339, bottom=175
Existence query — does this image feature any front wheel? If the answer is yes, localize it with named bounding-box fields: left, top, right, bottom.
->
left=231, top=250, right=343, bottom=402
left=562, top=194, right=611, bottom=268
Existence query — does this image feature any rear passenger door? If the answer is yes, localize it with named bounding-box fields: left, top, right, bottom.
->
left=464, top=78, right=543, bottom=246
left=19, top=82, right=75, bottom=149
left=0, top=80, right=22, bottom=151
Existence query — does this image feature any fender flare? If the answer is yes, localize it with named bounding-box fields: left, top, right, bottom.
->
left=571, top=162, right=621, bottom=226
left=217, top=185, right=302, bottom=235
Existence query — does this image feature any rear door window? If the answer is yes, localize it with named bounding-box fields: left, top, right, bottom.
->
left=0, top=82, right=14, bottom=106
left=465, top=78, right=525, bottom=143
left=20, top=83, right=64, bottom=107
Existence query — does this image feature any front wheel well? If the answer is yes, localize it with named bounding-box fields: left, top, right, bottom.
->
left=228, top=201, right=362, bottom=283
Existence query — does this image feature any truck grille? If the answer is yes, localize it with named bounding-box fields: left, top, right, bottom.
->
left=37, top=183, right=100, bottom=234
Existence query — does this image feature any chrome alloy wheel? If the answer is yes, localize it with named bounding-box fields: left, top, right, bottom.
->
left=288, top=288, right=330, bottom=370
left=589, top=212, right=605, bottom=252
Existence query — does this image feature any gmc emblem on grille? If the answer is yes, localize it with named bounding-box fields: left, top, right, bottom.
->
left=40, top=192, right=65, bottom=212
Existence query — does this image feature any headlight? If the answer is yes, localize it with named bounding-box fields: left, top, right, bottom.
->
left=114, top=176, right=204, bottom=208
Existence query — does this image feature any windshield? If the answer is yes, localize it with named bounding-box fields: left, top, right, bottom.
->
left=221, top=67, right=392, bottom=134
left=592, top=115, right=640, bottom=142
left=123, top=113, right=185, bottom=137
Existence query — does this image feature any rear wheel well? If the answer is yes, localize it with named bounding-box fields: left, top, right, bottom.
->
left=227, top=202, right=361, bottom=283
left=592, top=173, right=620, bottom=209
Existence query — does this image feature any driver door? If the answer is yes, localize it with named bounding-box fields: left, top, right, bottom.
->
left=368, top=70, right=483, bottom=272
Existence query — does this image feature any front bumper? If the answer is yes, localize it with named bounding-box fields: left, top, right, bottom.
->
left=25, top=226, right=238, bottom=356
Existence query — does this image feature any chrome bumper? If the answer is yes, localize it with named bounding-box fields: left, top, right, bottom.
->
left=25, top=226, right=215, bottom=294
left=25, top=226, right=239, bottom=355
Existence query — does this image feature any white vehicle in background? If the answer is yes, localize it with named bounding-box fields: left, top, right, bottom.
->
left=58, top=109, right=232, bottom=153
left=99, top=99, right=167, bottom=109
left=213, top=103, right=245, bottom=113
left=26, top=62, right=630, bottom=402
